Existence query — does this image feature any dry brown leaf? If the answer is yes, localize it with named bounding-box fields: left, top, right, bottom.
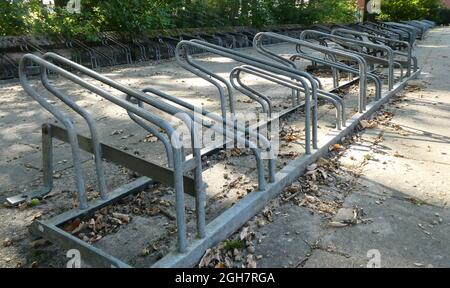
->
left=30, top=211, right=43, bottom=221
left=112, top=213, right=131, bottom=224
left=246, top=255, right=257, bottom=268
left=147, top=207, right=161, bottom=216
left=3, top=238, right=13, bottom=247
left=71, top=222, right=87, bottom=235
left=215, top=263, right=226, bottom=268
left=199, top=248, right=213, bottom=268
left=318, top=168, right=328, bottom=179
left=399, top=131, right=411, bottom=136
left=63, top=218, right=81, bottom=233
left=330, top=144, right=342, bottom=151
left=18, top=202, right=28, bottom=210
left=328, top=221, right=348, bottom=228
left=239, top=227, right=250, bottom=241
left=31, top=238, right=49, bottom=248
left=360, top=120, right=378, bottom=129
left=231, top=148, right=242, bottom=157
left=307, top=163, right=317, bottom=171
left=144, top=134, right=158, bottom=143
left=393, top=151, right=405, bottom=158
left=225, top=256, right=233, bottom=268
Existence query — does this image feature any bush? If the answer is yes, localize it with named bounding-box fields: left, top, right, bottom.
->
left=379, top=0, right=441, bottom=21
left=0, top=0, right=35, bottom=36
left=0, top=0, right=358, bottom=37
left=436, top=8, right=450, bottom=25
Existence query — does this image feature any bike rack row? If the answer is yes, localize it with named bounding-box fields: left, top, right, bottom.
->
left=6, top=20, right=432, bottom=268
left=1, top=21, right=436, bottom=81
left=0, top=26, right=302, bottom=81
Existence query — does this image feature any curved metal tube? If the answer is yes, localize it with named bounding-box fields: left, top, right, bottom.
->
left=331, top=28, right=414, bottom=76
left=290, top=53, right=383, bottom=102
left=39, top=63, right=108, bottom=201
left=139, top=87, right=276, bottom=188
left=125, top=96, right=174, bottom=168
left=230, top=65, right=345, bottom=129
left=187, top=39, right=319, bottom=151
left=24, top=53, right=190, bottom=253
left=19, top=55, right=88, bottom=210
left=299, top=30, right=395, bottom=90
left=254, top=32, right=368, bottom=114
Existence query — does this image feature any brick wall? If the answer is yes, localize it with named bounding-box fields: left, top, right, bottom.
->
left=443, top=0, right=450, bottom=8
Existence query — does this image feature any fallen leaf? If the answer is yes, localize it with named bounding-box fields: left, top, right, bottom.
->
left=246, top=255, right=257, bottom=268
left=307, top=163, right=317, bottom=171
left=328, top=221, right=348, bottom=228
left=239, top=227, right=249, bottom=241
left=215, top=263, right=226, bottom=268
left=111, top=129, right=124, bottom=136
left=147, top=207, right=161, bottom=216
left=3, top=238, right=13, bottom=247
left=199, top=248, right=213, bottom=268
left=360, top=120, right=378, bottom=129
left=18, top=202, right=28, bottom=210
left=30, top=211, right=43, bottom=221
left=112, top=213, right=130, bottom=224
left=231, top=148, right=242, bottom=157
left=330, top=144, right=342, bottom=151
left=144, top=134, right=158, bottom=143
left=393, top=151, right=405, bottom=158
left=31, top=238, right=49, bottom=248
left=224, top=256, right=233, bottom=268
left=63, top=218, right=81, bottom=233
left=71, top=222, right=87, bottom=235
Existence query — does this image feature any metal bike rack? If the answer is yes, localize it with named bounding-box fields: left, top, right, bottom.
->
left=8, top=49, right=278, bottom=266
left=230, top=64, right=346, bottom=130
left=299, top=30, right=404, bottom=91
left=253, top=32, right=375, bottom=114
left=153, top=27, right=423, bottom=268
left=330, top=28, right=417, bottom=76
left=6, top=20, right=428, bottom=268
left=175, top=39, right=319, bottom=153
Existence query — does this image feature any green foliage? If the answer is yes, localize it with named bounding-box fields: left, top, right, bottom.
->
left=379, top=0, right=442, bottom=21
left=223, top=239, right=245, bottom=250
left=0, top=0, right=358, bottom=37
left=436, top=8, right=450, bottom=25
left=0, top=0, right=35, bottom=36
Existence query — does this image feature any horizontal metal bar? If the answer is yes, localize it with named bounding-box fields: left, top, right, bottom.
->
left=30, top=221, right=131, bottom=268
left=49, top=124, right=196, bottom=196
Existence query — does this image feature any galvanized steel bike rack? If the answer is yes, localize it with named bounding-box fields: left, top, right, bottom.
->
left=330, top=28, right=418, bottom=76
left=6, top=20, right=428, bottom=268
left=253, top=32, right=377, bottom=114
left=299, top=30, right=404, bottom=91
left=9, top=49, right=279, bottom=266
left=175, top=39, right=319, bottom=153
left=154, top=31, right=423, bottom=269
